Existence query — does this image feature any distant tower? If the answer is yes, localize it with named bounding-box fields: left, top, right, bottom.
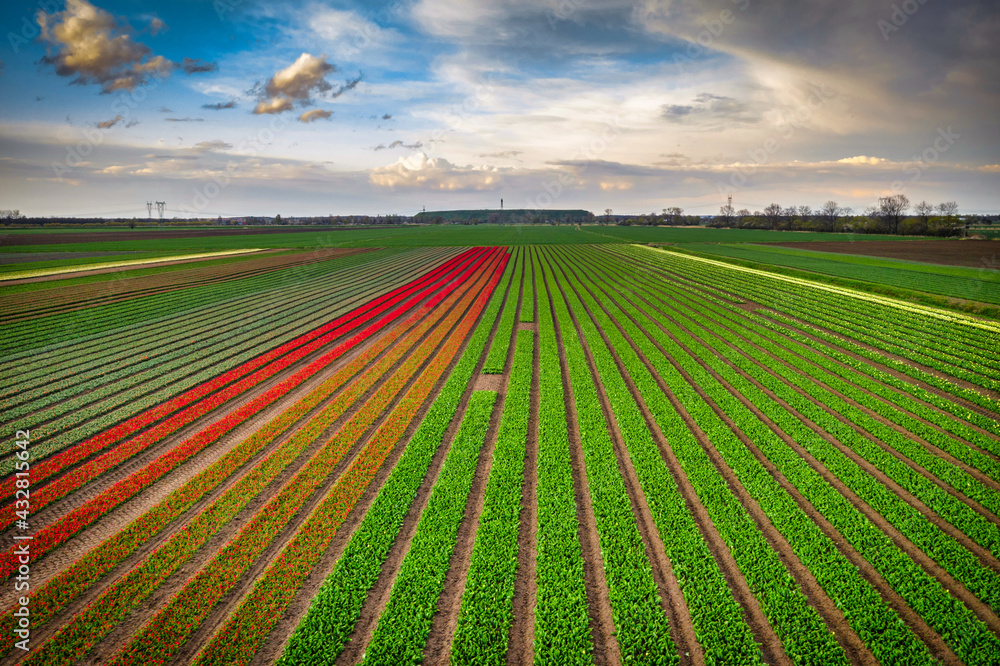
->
left=146, top=201, right=153, bottom=219
left=156, top=201, right=166, bottom=220
left=727, top=194, right=732, bottom=210
left=500, top=198, right=503, bottom=209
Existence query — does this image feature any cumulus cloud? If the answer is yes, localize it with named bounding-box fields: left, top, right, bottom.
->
left=37, top=0, right=171, bottom=92
left=254, top=53, right=336, bottom=114
left=299, top=109, right=332, bottom=123
left=202, top=100, right=236, bottom=110
left=370, top=152, right=510, bottom=190
left=36, top=0, right=213, bottom=93
left=97, top=114, right=122, bottom=129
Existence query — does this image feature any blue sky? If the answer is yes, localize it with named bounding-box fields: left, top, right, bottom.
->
left=0, top=0, right=997, bottom=217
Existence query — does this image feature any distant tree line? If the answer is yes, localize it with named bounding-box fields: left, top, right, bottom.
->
left=615, top=207, right=702, bottom=226
left=709, top=196, right=980, bottom=236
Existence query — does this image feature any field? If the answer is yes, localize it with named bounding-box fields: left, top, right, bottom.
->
left=1, top=229, right=999, bottom=665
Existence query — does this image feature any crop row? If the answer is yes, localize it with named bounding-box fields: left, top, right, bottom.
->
left=620, top=259, right=1000, bottom=568
left=0, top=249, right=470, bottom=470
left=0, top=250, right=481, bottom=658
left=0, top=249, right=443, bottom=439
left=361, top=390, right=498, bottom=664
left=583, top=247, right=999, bottom=664
left=0, top=247, right=415, bottom=358
left=0, top=248, right=436, bottom=397
left=482, top=247, right=524, bottom=373
left=519, top=249, right=535, bottom=322
left=0, top=250, right=495, bottom=573
left=573, top=249, right=941, bottom=664
left=277, top=249, right=515, bottom=666
left=540, top=252, right=678, bottom=664
left=649, top=249, right=1000, bottom=396
left=0, top=254, right=480, bottom=537
left=39, top=248, right=504, bottom=666
left=0, top=248, right=360, bottom=322
left=615, top=245, right=1000, bottom=417
left=530, top=246, right=592, bottom=665
left=450, top=331, right=534, bottom=664
left=552, top=247, right=848, bottom=665
left=189, top=249, right=507, bottom=665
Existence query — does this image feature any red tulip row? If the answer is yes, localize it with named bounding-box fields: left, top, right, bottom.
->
left=0, top=250, right=495, bottom=576
left=0, top=248, right=484, bottom=510
left=105, top=249, right=506, bottom=666
left=190, top=248, right=509, bottom=666
left=11, top=249, right=501, bottom=664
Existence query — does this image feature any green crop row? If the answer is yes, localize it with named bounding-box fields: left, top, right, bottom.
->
left=555, top=247, right=848, bottom=666
left=539, top=250, right=678, bottom=664
left=451, top=331, right=533, bottom=664
left=580, top=250, right=941, bottom=665
left=588, top=248, right=1000, bottom=664
left=519, top=252, right=535, bottom=322
left=530, top=247, right=592, bottom=665
left=482, top=247, right=523, bottom=373
left=361, top=390, right=498, bottom=664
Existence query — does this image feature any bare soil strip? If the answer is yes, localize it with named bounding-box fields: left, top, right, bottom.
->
left=543, top=264, right=620, bottom=666
left=765, top=240, right=1000, bottom=269
left=422, top=381, right=505, bottom=663
left=507, top=326, right=540, bottom=666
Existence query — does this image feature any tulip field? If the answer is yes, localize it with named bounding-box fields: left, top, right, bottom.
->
left=1, top=237, right=999, bottom=665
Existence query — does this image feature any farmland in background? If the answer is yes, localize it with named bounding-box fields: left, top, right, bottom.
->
left=1, top=228, right=998, bottom=665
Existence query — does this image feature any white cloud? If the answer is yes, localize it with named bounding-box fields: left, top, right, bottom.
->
left=370, top=152, right=512, bottom=190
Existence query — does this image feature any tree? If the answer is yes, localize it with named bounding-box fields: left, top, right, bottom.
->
left=274, top=214, right=283, bottom=225
left=666, top=206, right=684, bottom=225
left=915, top=200, right=934, bottom=225
left=819, top=200, right=848, bottom=232
left=782, top=206, right=798, bottom=231
left=874, top=194, right=909, bottom=234
left=938, top=201, right=959, bottom=217
left=717, top=202, right=736, bottom=227
left=762, top=203, right=782, bottom=230
left=604, top=208, right=613, bottom=225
